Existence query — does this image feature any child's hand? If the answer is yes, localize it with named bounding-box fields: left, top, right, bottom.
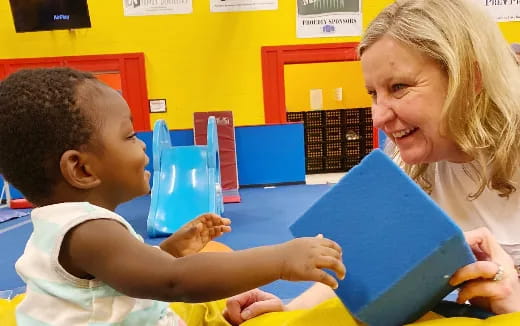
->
left=160, top=213, right=231, bottom=257
left=277, top=235, right=346, bottom=289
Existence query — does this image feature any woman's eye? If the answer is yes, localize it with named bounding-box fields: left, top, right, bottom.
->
left=392, top=84, right=407, bottom=92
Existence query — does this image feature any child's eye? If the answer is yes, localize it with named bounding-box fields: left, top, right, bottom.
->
left=127, top=132, right=137, bottom=140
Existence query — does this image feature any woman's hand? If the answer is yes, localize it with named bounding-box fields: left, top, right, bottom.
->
left=450, top=227, right=520, bottom=314
left=223, top=289, right=285, bottom=325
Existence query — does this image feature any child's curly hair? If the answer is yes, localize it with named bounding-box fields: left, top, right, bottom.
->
left=0, top=67, right=97, bottom=204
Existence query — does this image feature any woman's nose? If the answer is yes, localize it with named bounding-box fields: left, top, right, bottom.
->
left=371, top=101, right=396, bottom=129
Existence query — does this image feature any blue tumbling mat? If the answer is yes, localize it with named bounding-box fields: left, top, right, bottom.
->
left=0, top=207, right=30, bottom=223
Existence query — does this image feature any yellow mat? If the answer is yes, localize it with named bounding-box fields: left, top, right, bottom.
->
left=0, top=294, right=24, bottom=326
left=170, top=297, right=520, bottom=326
left=3, top=294, right=520, bottom=325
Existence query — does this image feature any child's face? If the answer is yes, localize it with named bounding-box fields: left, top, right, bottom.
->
left=87, top=84, right=151, bottom=207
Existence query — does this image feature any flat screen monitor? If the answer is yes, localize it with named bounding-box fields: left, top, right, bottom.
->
left=9, top=0, right=92, bottom=33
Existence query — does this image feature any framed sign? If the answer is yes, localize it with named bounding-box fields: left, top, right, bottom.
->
left=149, top=99, right=167, bottom=113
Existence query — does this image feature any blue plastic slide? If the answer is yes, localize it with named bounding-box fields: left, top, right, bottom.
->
left=147, top=117, right=224, bottom=238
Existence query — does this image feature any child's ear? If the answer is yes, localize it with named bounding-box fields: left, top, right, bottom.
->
left=60, top=150, right=101, bottom=189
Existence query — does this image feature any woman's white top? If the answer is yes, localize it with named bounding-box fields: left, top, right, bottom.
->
left=431, top=161, right=520, bottom=267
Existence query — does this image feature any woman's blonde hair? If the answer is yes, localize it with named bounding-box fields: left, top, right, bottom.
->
left=359, top=0, right=520, bottom=198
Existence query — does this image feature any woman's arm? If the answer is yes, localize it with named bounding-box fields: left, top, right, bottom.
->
left=286, top=282, right=337, bottom=311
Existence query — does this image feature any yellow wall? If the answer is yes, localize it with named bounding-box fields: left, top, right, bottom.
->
left=284, top=9, right=520, bottom=113
left=285, top=61, right=372, bottom=111
left=0, top=1, right=518, bottom=128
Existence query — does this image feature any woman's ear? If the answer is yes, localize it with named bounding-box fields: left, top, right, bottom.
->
left=60, top=150, right=101, bottom=189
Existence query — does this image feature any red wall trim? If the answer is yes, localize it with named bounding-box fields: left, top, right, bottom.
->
left=0, top=53, right=150, bottom=131
left=260, top=42, right=379, bottom=148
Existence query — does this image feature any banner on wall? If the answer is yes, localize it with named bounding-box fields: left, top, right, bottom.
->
left=470, top=0, right=520, bottom=22
left=210, top=0, right=277, bottom=12
left=123, top=0, right=192, bottom=16
left=297, top=0, right=362, bottom=38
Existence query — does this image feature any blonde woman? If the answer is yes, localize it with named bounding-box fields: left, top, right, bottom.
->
left=225, top=0, right=520, bottom=323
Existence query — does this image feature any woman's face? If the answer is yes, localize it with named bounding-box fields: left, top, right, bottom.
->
left=361, top=35, right=468, bottom=164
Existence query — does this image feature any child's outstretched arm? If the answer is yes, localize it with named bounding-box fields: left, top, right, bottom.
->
left=160, top=213, right=232, bottom=257
left=60, top=219, right=345, bottom=303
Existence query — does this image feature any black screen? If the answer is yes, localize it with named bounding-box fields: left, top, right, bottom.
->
left=9, top=0, right=91, bottom=33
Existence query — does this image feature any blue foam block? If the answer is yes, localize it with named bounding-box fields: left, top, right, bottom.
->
left=290, top=149, right=475, bottom=326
